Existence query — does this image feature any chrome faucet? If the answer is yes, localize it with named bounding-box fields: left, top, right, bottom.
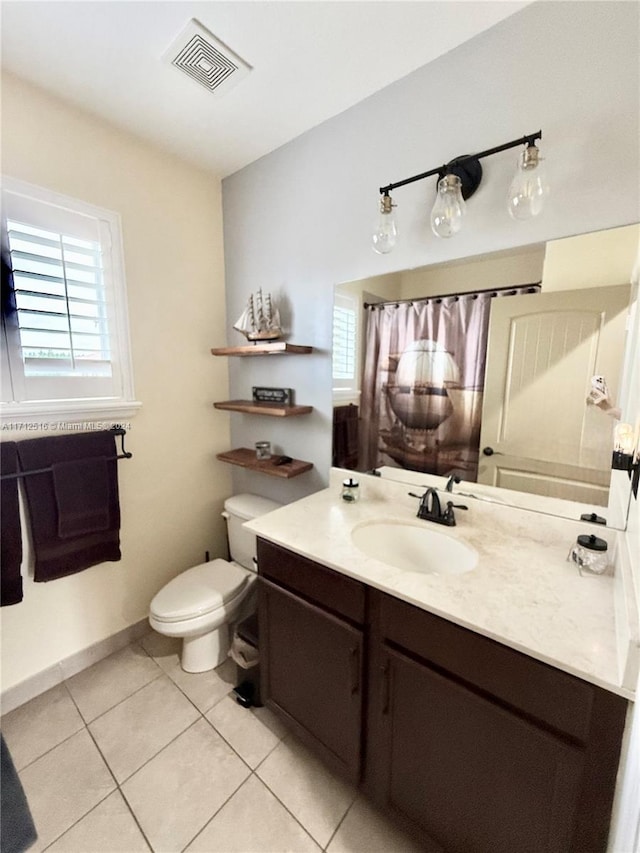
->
left=409, top=487, right=468, bottom=527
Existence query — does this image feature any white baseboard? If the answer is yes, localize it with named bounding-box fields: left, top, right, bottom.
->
left=0, top=618, right=149, bottom=715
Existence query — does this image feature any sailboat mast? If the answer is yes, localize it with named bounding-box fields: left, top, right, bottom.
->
left=256, top=289, right=265, bottom=329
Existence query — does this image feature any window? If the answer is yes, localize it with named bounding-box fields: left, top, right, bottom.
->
left=332, top=292, right=359, bottom=401
left=1, top=177, right=139, bottom=423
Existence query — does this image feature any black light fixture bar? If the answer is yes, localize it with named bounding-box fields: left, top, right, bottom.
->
left=378, top=130, right=542, bottom=196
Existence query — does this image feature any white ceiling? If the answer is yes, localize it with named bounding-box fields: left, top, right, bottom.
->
left=1, top=1, right=531, bottom=178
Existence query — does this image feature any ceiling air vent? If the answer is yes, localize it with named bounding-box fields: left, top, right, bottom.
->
left=164, top=19, right=251, bottom=96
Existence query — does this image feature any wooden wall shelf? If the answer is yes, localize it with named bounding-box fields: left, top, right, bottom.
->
left=217, top=448, right=313, bottom=478
left=211, top=343, right=313, bottom=357
left=214, top=400, right=313, bottom=417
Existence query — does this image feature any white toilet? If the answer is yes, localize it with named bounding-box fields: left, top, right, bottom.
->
left=149, top=494, right=281, bottom=673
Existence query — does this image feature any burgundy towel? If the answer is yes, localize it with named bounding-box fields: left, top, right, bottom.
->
left=332, top=405, right=359, bottom=468
left=1, top=442, right=24, bottom=606
left=52, top=457, right=110, bottom=538
left=17, top=431, right=121, bottom=582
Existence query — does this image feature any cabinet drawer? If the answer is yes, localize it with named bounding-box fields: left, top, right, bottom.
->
left=257, top=539, right=366, bottom=625
left=379, top=592, right=594, bottom=742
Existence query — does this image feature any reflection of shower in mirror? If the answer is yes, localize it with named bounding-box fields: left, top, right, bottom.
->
left=383, top=340, right=461, bottom=455
left=333, top=223, right=640, bottom=529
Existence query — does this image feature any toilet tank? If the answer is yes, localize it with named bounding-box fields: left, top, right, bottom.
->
left=223, top=494, right=282, bottom=571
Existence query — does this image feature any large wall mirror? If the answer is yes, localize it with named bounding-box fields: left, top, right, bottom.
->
left=332, top=224, right=639, bottom=529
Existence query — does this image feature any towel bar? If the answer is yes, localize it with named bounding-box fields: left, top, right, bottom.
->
left=0, top=427, right=132, bottom=482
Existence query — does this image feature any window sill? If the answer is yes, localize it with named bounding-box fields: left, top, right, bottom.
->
left=332, top=389, right=361, bottom=404
left=0, top=400, right=142, bottom=428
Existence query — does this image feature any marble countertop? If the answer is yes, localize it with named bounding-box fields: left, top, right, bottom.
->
left=245, top=472, right=638, bottom=699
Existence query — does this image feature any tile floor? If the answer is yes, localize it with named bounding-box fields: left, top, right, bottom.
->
left=1, top=633, right=426, bottom=853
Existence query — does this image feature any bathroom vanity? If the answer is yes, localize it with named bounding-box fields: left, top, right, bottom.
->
left=248, top=475, right=637, bottom=853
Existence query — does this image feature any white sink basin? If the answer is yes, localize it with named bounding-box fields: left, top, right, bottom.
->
left=351, top=520, right=478, bottom=576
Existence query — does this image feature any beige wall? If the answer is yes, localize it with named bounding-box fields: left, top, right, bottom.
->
left=0, top=73, right=232, bottom=692
left=339, top=272, right=403, bottom=303
left=399, top=244, right=546, bottom=299
left=542, top=224, right=640, bottom=291
left=336, top=225, right=639, bottom=306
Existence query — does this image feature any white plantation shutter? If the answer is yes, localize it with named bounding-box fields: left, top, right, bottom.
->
left=332, top=302, right=357, bottom=383
left=1, top=178, right=138, bottom=420
left=332, top=290, right=360, bottom=405
left=332, top=304, right=356, bottom=381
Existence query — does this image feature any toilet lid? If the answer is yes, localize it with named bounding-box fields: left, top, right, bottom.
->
left=150, top=559, right=250, bottom=622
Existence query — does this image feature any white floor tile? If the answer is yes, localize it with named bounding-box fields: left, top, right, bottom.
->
left=46, top=790, right=149, bottom=852
left=122, top=718, right=250, bottom=853
left=186, top=774, right=321, bottom=853
left=1, top=683, right=84, bottom=770
left=66, top=644, right=162, bottom=722
left=88, top=675, right=199, bottom=783
left=206, top=695, right=284, bottom=768
left=18, top=729, right=115, bottom=852
left=256, top=736, right=357, bottom=849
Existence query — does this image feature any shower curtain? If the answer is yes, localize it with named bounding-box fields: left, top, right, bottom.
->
left=359, top=287, right=537, bottom=480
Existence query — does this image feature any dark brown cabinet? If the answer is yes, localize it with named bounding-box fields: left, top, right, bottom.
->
left=257, top=540, right=366, bottom=782
left=257, top=538, right=628, bottom=852
left=372, top=646, right=583, bottom=853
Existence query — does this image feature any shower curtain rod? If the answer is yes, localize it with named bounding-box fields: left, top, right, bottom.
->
left=0, top=426, right=132, bottom=482
left=363, top=282, right=540, bottom=310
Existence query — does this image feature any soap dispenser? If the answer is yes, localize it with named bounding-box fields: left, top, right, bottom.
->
left=568, top=534, right=610, bottom=575
left=341, top=478, right=360, bottom=503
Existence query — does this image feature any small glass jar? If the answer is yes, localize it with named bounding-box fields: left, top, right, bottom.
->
left=255, top=441, right=271, bottom=461
left=341, top=478, right=359, bottom=503
left=567, top=534, right=610, bottom=576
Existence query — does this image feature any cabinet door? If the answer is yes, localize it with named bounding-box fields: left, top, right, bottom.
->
left=377, top=647, right=584, bottom=853
left=259, top=577, right=364, bottom=782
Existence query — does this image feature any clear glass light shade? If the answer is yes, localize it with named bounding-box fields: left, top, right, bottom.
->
left=430, top=174, right=466, bottom=239
left=507, top=144, right=549, bottom=220
left=372, top=195, right=397, bottom=254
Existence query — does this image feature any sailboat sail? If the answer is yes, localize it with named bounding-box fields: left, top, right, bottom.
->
left=233, top=289, right=282, bottom=341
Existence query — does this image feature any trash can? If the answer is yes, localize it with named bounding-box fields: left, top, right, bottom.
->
left=230, top=613, right=261, bottom=707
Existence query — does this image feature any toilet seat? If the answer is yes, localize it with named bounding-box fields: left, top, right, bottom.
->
left=150, top=559, right=251, bottom=624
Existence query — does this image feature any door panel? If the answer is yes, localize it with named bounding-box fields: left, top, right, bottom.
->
left=478, top=284, right=629, bottom=501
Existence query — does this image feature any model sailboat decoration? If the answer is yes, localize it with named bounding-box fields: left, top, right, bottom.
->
left=233, top=289, right=283, bottom=342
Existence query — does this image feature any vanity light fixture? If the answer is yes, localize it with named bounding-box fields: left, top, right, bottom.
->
left=507, top=140, right=549, bottom=220
left=372, top=192, right=398, bottom=254
left=430, top=174, right=466, bottom=238
left=373, top=130, right=545, bottom=254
